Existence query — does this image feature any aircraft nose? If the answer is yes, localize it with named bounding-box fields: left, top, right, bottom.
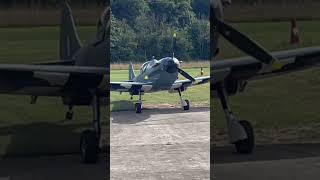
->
left=164, top=60, right=178, bottom=73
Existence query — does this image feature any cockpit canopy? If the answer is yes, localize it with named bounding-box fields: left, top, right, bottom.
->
left=140, top=58, right=159, bottom=73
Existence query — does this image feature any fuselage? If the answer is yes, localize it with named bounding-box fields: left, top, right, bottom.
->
left=133, top=57, right=181, bottom=92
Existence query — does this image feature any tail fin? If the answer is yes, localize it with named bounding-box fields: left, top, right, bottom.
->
left=129, top=62, right=135, bottom=81
left=60, top=1, right=82, bottom=61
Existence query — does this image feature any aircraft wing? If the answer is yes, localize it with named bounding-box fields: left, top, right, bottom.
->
left=110, top=82, right=153, bottom=92
left=212, top=47, right=320, bottom=83
left=171, top=76, right=210, bottom=90
left=0, top=64, right=108, bottom=96
left=0, top=64, right=108, bottom=74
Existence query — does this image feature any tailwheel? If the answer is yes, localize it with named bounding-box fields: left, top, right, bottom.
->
left=135, top=103, right=142, bottom=113
left=80, top=130, right=99, bottom=164
left=183, top=99, right=190, bottom=111
left=234, top=120, right=254, bottom=154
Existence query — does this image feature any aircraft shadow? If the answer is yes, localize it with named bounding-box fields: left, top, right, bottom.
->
left=111, top=100, right=136, bottom=112
left=111, top=106, right=209, bottom=124
left=0, top=122, right=110, bottom=179
left=212, top=143, right=320, bottom=164
left=0, top=154, right=109, bottom=179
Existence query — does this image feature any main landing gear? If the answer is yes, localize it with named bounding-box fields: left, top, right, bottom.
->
left=65, top=105, right=74, bottom=120
left=135, top=90, right=142, bottom=113
left=178, top=89, right=189, bottom=111
left=80, top=92, right=101, bottom=163
left=216, top=83, right=254, bottom=154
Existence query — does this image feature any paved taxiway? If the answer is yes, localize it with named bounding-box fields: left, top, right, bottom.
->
left=111, top=107, right=210, bottom=180
left=213, top=144, right=320, bottom=180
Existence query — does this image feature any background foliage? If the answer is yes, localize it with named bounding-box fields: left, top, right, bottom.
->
left=110, top=0, right=210, bottom=63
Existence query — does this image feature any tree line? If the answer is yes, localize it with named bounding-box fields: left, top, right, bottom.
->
left=111, top=0, right=210, bottom=63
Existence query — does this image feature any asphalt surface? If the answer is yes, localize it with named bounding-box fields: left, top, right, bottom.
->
left=212, top=143, right=320, bottom=180
left=110, top=107, right=210, bottom=180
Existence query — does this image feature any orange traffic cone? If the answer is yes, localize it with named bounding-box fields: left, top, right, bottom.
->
left=290, top=18, right=300, bottom=46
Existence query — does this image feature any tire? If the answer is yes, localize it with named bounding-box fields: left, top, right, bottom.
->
left=135, top=103, right=142, bottom=113
left=183, top=100, right=190, bottom=111
left=65, top=111, right=73, bottom=120
left=234, top=120, right=254, bottom=154
left=80, top=130, right=99, bottom=164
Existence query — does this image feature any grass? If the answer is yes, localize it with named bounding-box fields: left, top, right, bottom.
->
left=217, top=21, right=320, bottom=59
left=226, top=2, right=320, bottom=22
left=111, top=61, right=210, bottom=70
left=0, top=7, right=104, bottom=27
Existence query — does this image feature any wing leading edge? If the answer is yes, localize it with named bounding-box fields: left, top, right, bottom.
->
left=212, top=47, right=320, bottom=83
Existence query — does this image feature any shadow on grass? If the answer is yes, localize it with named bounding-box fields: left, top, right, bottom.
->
left=212, top=143, right=320, bottom=164
left=0, top=122, right=85, bottom=156
left=111, top=100, right=136, bottom=112
left=111, top=107, right=209, bottom=124
left=0, top=122, right=110, bottom=179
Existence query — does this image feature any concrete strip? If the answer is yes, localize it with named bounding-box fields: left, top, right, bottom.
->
left=111, top=108, right=210, bottom=180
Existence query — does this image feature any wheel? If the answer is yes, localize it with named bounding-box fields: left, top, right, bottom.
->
left=135, top=103, right=142, bottom=113
left=183, top=100, right=190, bottom=111
left=234, top=120, right=254, bottom=154
left=65, top=111, right=73, bottom=120
left=80, top=130, right=99, bottom=164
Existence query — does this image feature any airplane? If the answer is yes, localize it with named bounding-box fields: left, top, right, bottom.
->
left=110, top=33, right=210, bottom=113
left=211, top=0, right=320, bottom=154
left=0, top=1, right=109, bottom=164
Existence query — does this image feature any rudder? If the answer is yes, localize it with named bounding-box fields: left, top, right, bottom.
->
left=129, top=62, right=135, bottom=81
left=60, top=1, right=82, bottom=61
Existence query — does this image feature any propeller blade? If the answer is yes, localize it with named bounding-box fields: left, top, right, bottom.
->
left=178, top=68, right=196, bottom=82
left=215, top=18, right=282, bottom=70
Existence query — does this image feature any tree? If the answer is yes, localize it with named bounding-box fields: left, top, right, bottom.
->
left=189, top=19, right=210, bottom=60
left=191, top=0, right=210, bottom=19
left=111, top=0, right=149, bottom=26
left=111, top=14, right=138, bottom=62
left=148, top=0, right=195, bottom=28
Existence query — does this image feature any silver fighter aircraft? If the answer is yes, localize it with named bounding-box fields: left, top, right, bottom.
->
left=111, top=37, right=210, bottom=113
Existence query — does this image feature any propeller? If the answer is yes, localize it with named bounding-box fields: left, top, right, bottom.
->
left=178, top=68, right=196, bottom=82
left=212, top=0, right=282, bottom=70
left=170, top=32, right=196, bottom=82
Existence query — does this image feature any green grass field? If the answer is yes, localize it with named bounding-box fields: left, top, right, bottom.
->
left=0, top=20, right=319, bottom=155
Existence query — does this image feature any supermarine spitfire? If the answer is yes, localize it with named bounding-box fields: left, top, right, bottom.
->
left=111, top=34, right=210, bottom=113
left=211, top=0, right=320, bottom=154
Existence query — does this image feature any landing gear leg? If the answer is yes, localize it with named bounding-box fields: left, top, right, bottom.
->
left=178, top=89, right=189, bottom=111
left=65, top=105, right=74, bottom=120
left=80, top=92, right=101, bottom=164
left=216, top=83, right=254, bottom=154
left=135, top=90, right=142, bottom=113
